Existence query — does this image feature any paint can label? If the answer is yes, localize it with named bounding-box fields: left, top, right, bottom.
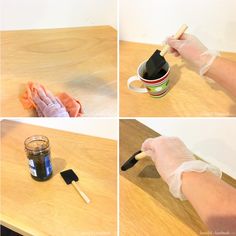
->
left=45, top=155, right=53, bottom=176
left=29, top=159, right=37, bottom=177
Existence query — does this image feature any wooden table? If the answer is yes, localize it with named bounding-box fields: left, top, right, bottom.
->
left=119, top=120, right=236, bottom=235
left=1, top=120, right=117, bottom=236
left=0, top=26, right=117, bottom=117
left=120, top=41, right=236, bottom=117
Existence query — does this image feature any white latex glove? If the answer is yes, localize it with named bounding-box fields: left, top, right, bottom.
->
left=142, top=136, right=195, bottom=183
left=167, top=33, right=218, bottom=76
left=141, top=136, right=221, bottom=200
left=32, top=87, right=69, bottom=117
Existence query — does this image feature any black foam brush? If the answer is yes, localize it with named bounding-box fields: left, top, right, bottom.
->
left=121, top=150, right=148, bottom=171
left=145, top=24, right=188, bottom=80
left=60, top=169, right=90, bottom=204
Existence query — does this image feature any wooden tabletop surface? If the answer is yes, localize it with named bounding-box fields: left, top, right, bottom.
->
left=120, top=41, right=236, bottom=117
left=1, top=120, right=117, bottom=236
left=1, top=26, right=117, bottom=117
left=119, top=119, right=236, bottom=236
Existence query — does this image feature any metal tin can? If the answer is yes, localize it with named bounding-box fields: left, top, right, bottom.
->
left=24, top=135, right=53, bottom=181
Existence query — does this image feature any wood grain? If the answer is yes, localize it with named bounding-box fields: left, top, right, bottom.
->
left=119, top=119, right=236, bottom=236
left=0, top=120, right=117, bottom=236
left=0, top=26, right=117, bottom=117
left=120, top=41, right=236, bottom=117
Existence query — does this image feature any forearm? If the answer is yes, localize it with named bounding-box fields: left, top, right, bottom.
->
left=182, top=171, right=236, bottom=234
left=205, top=57, right=236, bottom=96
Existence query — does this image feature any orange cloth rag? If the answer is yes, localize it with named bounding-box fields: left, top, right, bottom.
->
left=20, top=82, right=83, bottom=117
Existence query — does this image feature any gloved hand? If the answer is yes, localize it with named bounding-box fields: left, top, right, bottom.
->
left=166, top=34, right=218, bottom=76
left=142, top=136, right=195, bottom=183
left=141, top=136, right=221, bottom=200
left=32, top=87, right=69, bottom=117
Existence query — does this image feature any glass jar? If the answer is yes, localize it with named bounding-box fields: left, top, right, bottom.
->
left=24, top=135, right=53, bottom=181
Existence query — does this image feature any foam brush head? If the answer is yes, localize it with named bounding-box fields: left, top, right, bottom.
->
left=60, top=169, right=79, bottom=185
left=121, top=150, right=142, bottom=171
left=146, top=49, right=166, bottom=79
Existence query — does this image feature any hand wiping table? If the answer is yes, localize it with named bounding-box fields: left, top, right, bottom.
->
left=20, top=82, right=83, bottom=117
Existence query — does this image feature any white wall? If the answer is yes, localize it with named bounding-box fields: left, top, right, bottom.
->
left=7, top=118, right=117, bottom=140
left=138, top=118, right=236, bottom=179
left=0, top=0, right=117, bottom=30
left=120, top=0, right=236, bottom=52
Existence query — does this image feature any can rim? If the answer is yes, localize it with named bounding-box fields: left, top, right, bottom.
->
left=24, top=135, right=49, bottom=152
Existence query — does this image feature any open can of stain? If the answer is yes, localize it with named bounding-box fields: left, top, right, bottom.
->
left=24, top=135, right=53, bottom=181
left=127, top=60, right=170, bottom=98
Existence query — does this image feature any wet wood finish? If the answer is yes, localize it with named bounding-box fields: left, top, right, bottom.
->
left=1, top=26, right=117, bottom=117
left=120, top=41, right=236, bottom=117
left=119, top=119, right=236, bottom=235
left=1, top=120, right=117, bottom=236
